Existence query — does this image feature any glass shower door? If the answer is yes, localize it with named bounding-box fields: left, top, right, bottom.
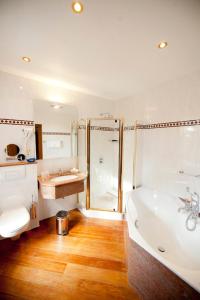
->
left=77, top=119, right=87, bottom=209
left=89, top=119, right=121, bottom=211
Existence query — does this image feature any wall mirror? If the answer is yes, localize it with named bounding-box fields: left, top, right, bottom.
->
left=33, top=99, right=78, bottom=160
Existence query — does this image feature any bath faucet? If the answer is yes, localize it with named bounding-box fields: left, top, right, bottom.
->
left=178, top=187, right=193, bottom=213
left=178, top=187, right=199, bottom=231
left=185, top=192, right=199, bottom=231
left=178, top=197, right=192, bottom=213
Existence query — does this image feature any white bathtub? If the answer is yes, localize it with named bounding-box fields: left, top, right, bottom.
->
left=126, top=187, right=200, bottom=293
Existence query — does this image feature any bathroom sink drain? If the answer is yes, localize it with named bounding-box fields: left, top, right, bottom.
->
left=158, top=246, right=166, bottom=253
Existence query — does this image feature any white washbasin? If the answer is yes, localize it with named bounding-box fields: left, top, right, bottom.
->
left=50, top=175, right=78, bottom=183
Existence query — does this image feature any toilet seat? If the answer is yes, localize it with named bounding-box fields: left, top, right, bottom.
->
left=0, top=206, right=30, bottom=238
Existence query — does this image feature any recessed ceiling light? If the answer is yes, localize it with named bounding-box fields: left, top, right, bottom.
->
left=22, top=56, right=31, bottom=62
left=72, top=1, right=83, bottom=14
left=51, top=104, right=63, bottom=109
left=157, top=41, right=168, bottom=49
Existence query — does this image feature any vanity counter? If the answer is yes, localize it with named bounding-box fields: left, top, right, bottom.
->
left=38, top=172, right=86, bottom=187
left=38, top=172, right=86, bottom=200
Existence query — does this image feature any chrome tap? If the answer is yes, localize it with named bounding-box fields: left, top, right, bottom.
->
left=186, top=192, right=199, bottom=231
left=178, top=187, right=199, bottom=231
left=178, top=187, right=192, bottom=213
left=178, top=197, right=192, bottom=213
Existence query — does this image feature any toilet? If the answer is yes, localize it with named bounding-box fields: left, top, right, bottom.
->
left=0, top=205, right=30, bottom=238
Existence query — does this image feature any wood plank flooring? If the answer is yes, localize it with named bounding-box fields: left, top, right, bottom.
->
left=0, top=210, right=139, bottom=300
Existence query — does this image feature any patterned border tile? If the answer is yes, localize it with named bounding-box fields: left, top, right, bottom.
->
left=43, top=132, right=71, bottom=136
left=78, top=119, right=200, bottom=132
left=2, top=117, right=195, bottom=132
left=78, top=125, right=119, bottom=131
left=137, top=119, right=200, bottom=130
left=78, top=125, right=86, bottom=130
left=0, top=118, right=34, bottom=126
left=90, top=126, right=119, bottom=131
left=124, top=125, right=135, bottom=131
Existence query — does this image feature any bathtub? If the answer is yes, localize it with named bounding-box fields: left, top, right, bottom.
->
left=126, top=187, right=200, bottom=293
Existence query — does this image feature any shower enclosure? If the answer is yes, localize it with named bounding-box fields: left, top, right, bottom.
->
left=80, top=118, right=124, bottom=212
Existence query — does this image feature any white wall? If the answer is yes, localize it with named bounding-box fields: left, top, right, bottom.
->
left=74, top=96, right=114, bottom=119
left=137, top=126, right=200, bottom=200
left=34, top=101, right=77, bottom=130
left=0, top=71, right=33, bottom=120
left=115, top=70, right=200, bottom=199
left=115, top=70, right=200, bottom=123
left=0, top=71, right=35, bottom=161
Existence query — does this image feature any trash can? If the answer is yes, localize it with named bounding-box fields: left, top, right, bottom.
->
left=56, top=210, right=68, bottom=235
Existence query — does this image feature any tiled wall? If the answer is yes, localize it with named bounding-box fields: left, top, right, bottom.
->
left=122, top=118, right=200, bottom=200
left=0, top=118, right=35, bottom=161
left=136, top=122, right=200, bottom=199
left=115, top=70, right=200, bottom=201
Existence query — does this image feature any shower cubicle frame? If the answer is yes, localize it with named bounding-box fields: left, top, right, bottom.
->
left=85, top=118, right=124, bottom=213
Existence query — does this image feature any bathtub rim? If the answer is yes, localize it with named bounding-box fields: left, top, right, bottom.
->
left=126, top=187, right=200, bottom=293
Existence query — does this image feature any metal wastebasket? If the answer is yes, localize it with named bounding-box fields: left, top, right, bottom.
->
left=56, top=210, right=68, bottom=235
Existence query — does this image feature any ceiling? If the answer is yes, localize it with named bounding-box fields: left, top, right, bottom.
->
left=0, top=0, right=200, bottom=101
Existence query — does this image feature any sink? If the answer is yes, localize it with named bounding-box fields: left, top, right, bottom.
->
left=39, top=173, right=85, bottom=200
left=50, top=175, right=78, bottom=183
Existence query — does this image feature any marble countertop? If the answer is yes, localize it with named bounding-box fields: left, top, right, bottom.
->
left=38, top=171, right=86, bottom=187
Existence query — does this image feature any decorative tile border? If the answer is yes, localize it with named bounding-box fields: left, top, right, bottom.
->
left=4, top=118, right=196, bottom=131
left=78, top=125, right=86, bottom=130
left=123, top=119, right=200, bottom=131
left=78, top=119, right=200, bottom=132
left=1, top=118, right=200, bottom=130
left=90, top=126, right=119, bottom=131
left=137, top=119, right=200, bottom=130
left=43, top=132, right=71, bottom=136
left=0, top=118, right=34, bottom=126
left=78, top=125, right=119, bottom=131
left=124, top=125, right=135, bottom=131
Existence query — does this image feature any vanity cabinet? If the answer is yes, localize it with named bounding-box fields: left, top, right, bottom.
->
left=38, top=173, right=85, bottom=200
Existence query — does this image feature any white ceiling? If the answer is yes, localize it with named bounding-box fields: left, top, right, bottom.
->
left=0, top=0, right=200, bottom=100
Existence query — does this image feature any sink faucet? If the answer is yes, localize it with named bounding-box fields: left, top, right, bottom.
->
left=178, top=187, right=199, bottom=231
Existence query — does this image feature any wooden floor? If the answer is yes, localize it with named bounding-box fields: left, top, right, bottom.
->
left=0, top=210, right=139, bottom=300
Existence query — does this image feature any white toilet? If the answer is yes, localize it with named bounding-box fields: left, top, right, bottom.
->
left=0, top=205, right=30, bottom=238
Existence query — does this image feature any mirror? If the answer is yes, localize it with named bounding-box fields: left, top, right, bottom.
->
left=5, top=144, right=20, bottom=157
left=33, top=99, right=78, bottom=160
